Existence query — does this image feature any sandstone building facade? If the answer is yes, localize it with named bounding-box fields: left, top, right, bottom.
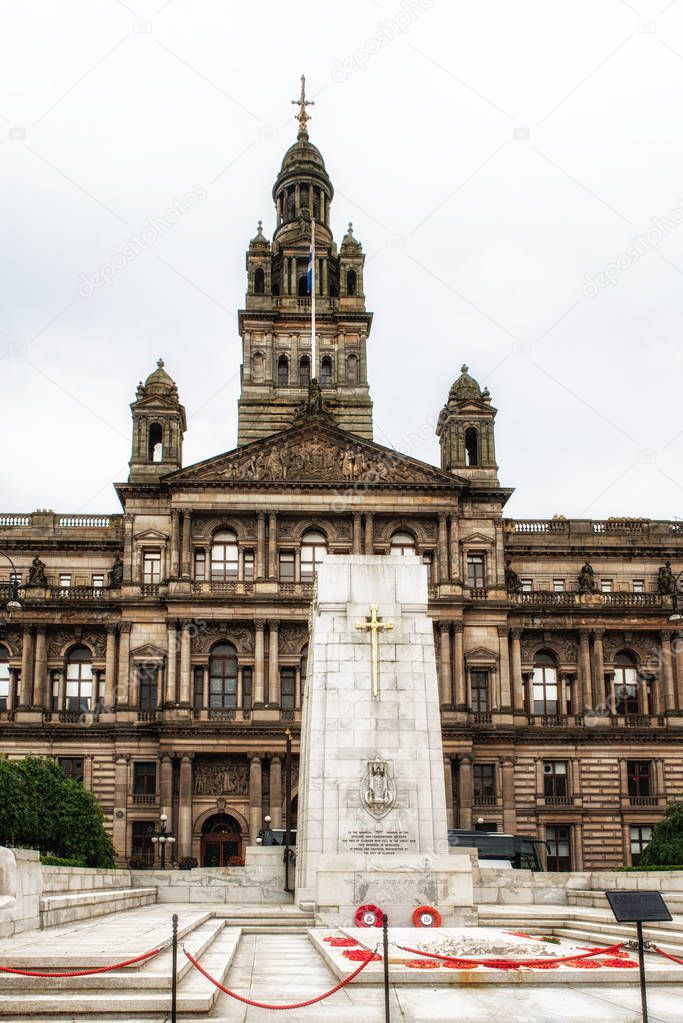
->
left=1, top=105, right=682, bottom=872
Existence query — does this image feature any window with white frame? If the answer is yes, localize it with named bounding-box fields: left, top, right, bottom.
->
left=65, top=647, right=93, bottom=712
left=0, top=647, right=9, bottom=710
left=211, top=531, right=238, bottom=581
left=630, top=825, right=652, bottom=865
left=553, top=579, right=565, bottom=592
left=633, top=580, right=644, bottom=593
left=143, top=550, right=161, bottom=585
left=600, top=579, right=613, bottom=593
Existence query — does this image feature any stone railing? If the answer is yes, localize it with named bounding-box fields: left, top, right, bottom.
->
left=0, top=512, right=121, bottom=532
left=49, top=586, right=109, bottom=601
left=511, top=591, right=666, bottom=609
left=506, top=517, right=683, bottom=540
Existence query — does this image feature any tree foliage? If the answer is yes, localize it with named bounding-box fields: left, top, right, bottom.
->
left=0, top=756, right=114, bottom=868
left=640, top=798, right=683, bottom=867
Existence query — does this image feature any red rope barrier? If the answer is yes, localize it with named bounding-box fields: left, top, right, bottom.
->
left=183, top=945, right=378, bottom=1010
left=655, top=946, right=683, bottom=966
left=394, top=941, right=627, bottom=968
left=0, top=946, right=163, bottom=978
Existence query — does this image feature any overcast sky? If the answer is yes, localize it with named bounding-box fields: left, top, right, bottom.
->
left=1, top=0, right=683, bottom=520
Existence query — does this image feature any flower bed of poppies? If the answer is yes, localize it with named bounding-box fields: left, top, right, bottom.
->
left=323, top=937, right=359, bottom=947
left=405, top=959, right=440, bottom=969
left=342, top=949, right=381, bottom=962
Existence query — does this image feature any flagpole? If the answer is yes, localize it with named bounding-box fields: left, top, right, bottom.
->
left=311, top=217, right=316, bottom=381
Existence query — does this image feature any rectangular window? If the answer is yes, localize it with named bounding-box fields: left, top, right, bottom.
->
left=242, top=667, right=253, bottom=711
left=243, top=550, right=255, bottom=582
left=543, top=761, right=568, bottom=798
left=91, top=574, right=104, bottom=589
left=627, top=761, right=652, bottom=798
left=194, top=549, right=206, bottom=581
left=422, top=552, right=432, bottom=583
left=473, top=764, right=496, bottom=802
left=138, top=665, right=158, bottom=711
left=280, top=667, right=296, bottom=711
left=600, top=579, right=613, bottom=593
left=470, top=671, right=489, bottom=713
left=630, top=825, right=652, bottom=866
left=520, top=578, right=533, bottom=593
left=466, top=553, right=486, bottom=589
left=50, top=670, right=60, bottom=711
left=193, top=666, right=204, bottom=711
left=532, top=663, right=558, bottom=715
left=58, top=757, right=84, bottom=783
left=133, top=761, right=157, bottom=796
left=131, top=821, right=155, bottom=865
left=143, top=550, right=161, bottom=585
left=279, top=550, right=295, bottom=582
left=0, top=660, right=9, bottom=711
left=633, top=580, right=644, bottom=593
left=546, top=824, right=571, bottom=871
left=553, top=579, right=565, bottom=592
left=59, top=574, right=72, bottom=589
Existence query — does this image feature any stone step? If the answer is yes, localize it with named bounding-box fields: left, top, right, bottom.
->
left=552, top=921, right=683, bottom=952
left=568, top=889, right=683, bottom=912
left=0, top=926, right=239, bottom=1014
left=39, top=888, right=157, bottom=929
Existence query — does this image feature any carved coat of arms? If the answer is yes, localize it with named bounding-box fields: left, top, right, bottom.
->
left=360, top=755, right=396, bottom=820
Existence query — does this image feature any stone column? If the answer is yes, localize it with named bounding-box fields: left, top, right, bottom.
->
left=444, top=757, right=455, bottom=828
left=448, top=514, right=460, bottom=582
left=160, top=755, right=174, bottom=831
left=19, top=626, right=33, bottom=707
left=453, top=624, right=466, bottom=709
left=249, top=755, right=263, bottom=842
left=592, top=629, right=605, bottom=709
left=352, top=513, right=362, bottom=554
left=497, top=626, right=512, bottom=712
left=256, top=512, right=266, bottom=580
left=117, top=623, right=131, bottom=707
left=674, top=632, right=683, bottom=711
left=270, top=756, right=283, bottom=828
left=437, top=513, right=448, bottom=584
left=661, top=631, right=676, bottom=713
left=165, top=623, right=177, bottom=706
left=179, top=622, right=191, bottom=706
left=103, top=626, right=117, bottom=709
left=579, top=629, right=592, bottom=711
left=501, top=756, right=517, bottom=833
left=178, top=754, right=193, bottom=858
left=32, top=626, right=47, bottom=709
left=364, top=512, right=374, bottom=555
left=510, top=629, right=524, bottom=714
left=457, top=755, right=473, bottom=829
left=113, top=755, right=129, bottom=860
left=438, top=622, right=451, bottom=706
left=170, top=510, right=180, bottom=578
left=268, top=512, right=278, bottom=580
left=268, top=620, right=279, bottom=705
left=181, top=510, right=192, bottom=579
left=254, top=620, right=266, bottom=704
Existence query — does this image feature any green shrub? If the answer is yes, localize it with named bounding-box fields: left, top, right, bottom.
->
left=640, top=799, right=683, bottom=867
left=40, top=855, right=87, bottom=867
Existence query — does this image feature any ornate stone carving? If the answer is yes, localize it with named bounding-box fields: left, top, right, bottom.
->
left=192, top=623, right=254, bottom=655
left=360, top=755, right=395, bottom=821
left=108, top=555, right=123, bottom=588
left=279, top=623, right=309, bottom=654
left=505, top=558, right=522, bottom=594
left=27, top=556, right=47, bottom=587
left=578, top=562, right=598, bottom=594
left=193, top=757, right=249, bottom=796
left=658, top=561, right=675, bottom=595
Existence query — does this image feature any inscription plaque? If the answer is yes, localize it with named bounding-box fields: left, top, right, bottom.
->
left=606, top=890, right=672, bottom=923
left=344, top=829, right=414, bottom=854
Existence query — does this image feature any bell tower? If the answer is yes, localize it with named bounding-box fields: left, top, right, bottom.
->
left=128, top=359, right=186, bottom=482
left=436, top=364, right=499, bottom=485
left=237, top=76, right=374, bottom=445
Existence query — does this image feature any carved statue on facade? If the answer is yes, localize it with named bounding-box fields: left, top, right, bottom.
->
left=578, top=562, right=598, bottom=595
left=658, top=560, right=675, bottom=595
left=108, top=555, right=124, bottom=589
left=193, top=758, right=249, bottom=796
left=360, top=755, right=395, bottom=820
left=27, top=555, right=47, bottom=587
left=504, top=558, right=522, bottom=594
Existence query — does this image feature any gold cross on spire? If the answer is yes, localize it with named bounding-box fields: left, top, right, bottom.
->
left=292, top=74, right=314, bottom=137
left=355, top=604, right=394, bottom=699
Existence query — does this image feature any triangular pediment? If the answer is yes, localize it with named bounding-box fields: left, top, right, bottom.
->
left=131, top=643, right=166, bottom=661
left=465, top=646, right=499, bottom=662
left=461, top=531, right=495, bottom=545
left=163, top=419, right=468, bottom=489
left=134, top=528, right=168, bottom=541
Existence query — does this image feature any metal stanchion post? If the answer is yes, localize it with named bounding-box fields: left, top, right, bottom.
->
left=382, top=912, right=390, bottom=1023
left=636, top=921, right=649, bottom=1023
left=171, top=913, right=178, bottom=1023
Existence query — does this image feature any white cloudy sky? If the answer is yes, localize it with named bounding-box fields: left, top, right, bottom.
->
left=1, top=0, right=683, bottom=519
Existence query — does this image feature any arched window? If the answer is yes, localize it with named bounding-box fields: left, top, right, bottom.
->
left=301, top=530, right=327, bottom=583
left=209, top=643, right=238, bottom=709
left=277, top=355, right=289, bottom=386
left=531, top=651, right=558, bottom=715
left=254, top=267, right=265, bottom=294
left=0, top=645, right=9, bottom=711
left=346, top=354, right=359, bottom=384
left=148, top=423, right=163, bottom=463
left=465, top=427, right=479, bottom=467
left=66, top=646, right=93, bottom=712
left=299, top=356, right=310, bottom=387
left=252, top=352, right=265, bottom=383
left=390, top=531, right=416, bottom=556
left=211, top=530, right=238, bottom=581
left=320, top=356, right=333, bottom=387
left=346, top=269, right=357, bottom=296
left=614, top=651, right=639, bottom=714
left=298, top=275, right=309, bottom=297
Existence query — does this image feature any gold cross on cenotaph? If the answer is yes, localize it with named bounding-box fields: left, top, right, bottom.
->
left=355, top=604, right=394, bottom=699
left=291, top=74, right=314, bottom=135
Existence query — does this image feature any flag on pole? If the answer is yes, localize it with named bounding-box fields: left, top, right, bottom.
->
left=307, top=235, right=314, bottom=294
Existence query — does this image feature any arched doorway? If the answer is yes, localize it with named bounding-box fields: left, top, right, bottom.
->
left=201, top=813, right=243, bottom=867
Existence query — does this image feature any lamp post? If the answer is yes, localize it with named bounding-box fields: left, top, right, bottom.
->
left=0, top=550, right=22, bottom=616
left=149, top=814, right=176, bottom=870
